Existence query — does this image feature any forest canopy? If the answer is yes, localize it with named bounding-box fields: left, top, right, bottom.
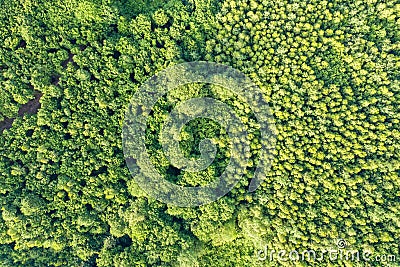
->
left=0, top=0, right=399, bottom=266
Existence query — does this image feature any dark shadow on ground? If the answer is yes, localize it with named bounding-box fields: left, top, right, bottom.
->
left=0, top=90, right=43, bottom=134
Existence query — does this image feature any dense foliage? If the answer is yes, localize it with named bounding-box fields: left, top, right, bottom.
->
left=0, top=0, right=399, bottom=266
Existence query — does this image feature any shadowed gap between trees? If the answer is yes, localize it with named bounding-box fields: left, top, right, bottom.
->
left=0, top=90, right=43, bottom=133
